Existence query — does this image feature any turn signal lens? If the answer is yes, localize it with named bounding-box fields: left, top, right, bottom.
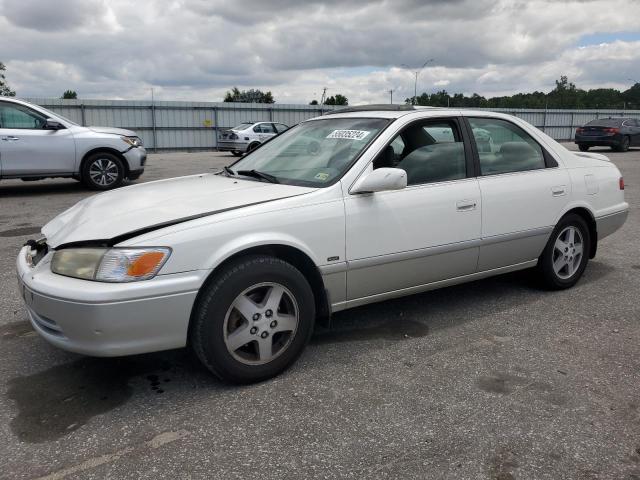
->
left=127, top=251, right=166, bottom=277
left=96, top=248, right=171, bottom=282
left=619, top=177, right=625, bottom=190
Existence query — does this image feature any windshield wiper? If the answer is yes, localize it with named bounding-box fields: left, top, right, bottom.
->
left=236, top=169, right=279, bottom=184
left=223, top=166, right=236, bottom=177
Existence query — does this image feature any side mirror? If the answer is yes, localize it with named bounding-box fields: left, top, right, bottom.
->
left=351, top=167, right=407, bottom=194
left=44, top=118, right=64, bottom=130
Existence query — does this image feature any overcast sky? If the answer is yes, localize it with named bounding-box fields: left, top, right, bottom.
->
left=1, top=0, right=639, bottom=104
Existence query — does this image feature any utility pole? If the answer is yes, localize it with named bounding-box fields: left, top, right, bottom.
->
left=389, top=89, right=394, bottom=104
left=320, top=87, right=328, bottom=115
left=401, top=58, right=434, bottom=105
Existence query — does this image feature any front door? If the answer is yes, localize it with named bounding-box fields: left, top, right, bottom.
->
left=344, top=117, right=482, bottom=301
left=0, top=101, right=76, bottom=176
left=465, top=116, right=571, bottom=271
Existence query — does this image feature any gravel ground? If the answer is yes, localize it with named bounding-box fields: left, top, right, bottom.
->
left=0, top=145, right=638, bottom=480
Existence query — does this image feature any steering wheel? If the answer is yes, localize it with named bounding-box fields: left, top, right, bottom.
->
left=306, top=141, right=321, bottom=156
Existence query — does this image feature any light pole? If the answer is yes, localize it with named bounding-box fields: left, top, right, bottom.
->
left=401, top=59, right=434, bottom=105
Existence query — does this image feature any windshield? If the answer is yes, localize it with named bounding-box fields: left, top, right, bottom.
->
left=232, top=122, right=254, bottom=131
left=229, top=117, right=389, bottom=187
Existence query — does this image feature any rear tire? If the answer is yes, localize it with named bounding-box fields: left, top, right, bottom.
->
left=616, top=136, right=630, bottom=152
left=231, top=151, right=243, bottom=157
left=81, top=152, right=125, bottom=190
left=578, top=144, right=589, bottom=152
left=537, top=213, right=590, bottom=290
left=247, top=142, right=260, bottom=152
left=190, top=255, right=315, bottom=384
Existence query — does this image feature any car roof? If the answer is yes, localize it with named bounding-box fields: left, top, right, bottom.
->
left=310, top=105, right=518, bottom=122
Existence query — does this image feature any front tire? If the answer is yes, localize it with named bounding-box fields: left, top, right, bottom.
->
left=537, top=213, right=590, bottom=290
left=190, top=255, right=315, bottom=383
left=231, top=151, right=243, bottom=157
left=81, top=152, right=125, bottom=190
left=578, top=144, right=589, bottom=152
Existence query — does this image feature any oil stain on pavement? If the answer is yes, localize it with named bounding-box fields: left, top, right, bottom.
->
left=6, top=352, right=188, bottom=443
left=0, top=226, right=42, bottom=237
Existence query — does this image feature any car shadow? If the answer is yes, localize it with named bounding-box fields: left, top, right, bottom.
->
left=0, top=180, right=86, bottom=197
left=3, top=261, right=616, bottom=443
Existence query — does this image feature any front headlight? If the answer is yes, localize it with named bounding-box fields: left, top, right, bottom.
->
left=121, top=136, right=143, bottom=147
left=51, top=247, right=171, bottom=282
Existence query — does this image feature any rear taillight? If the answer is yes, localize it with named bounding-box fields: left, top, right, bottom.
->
left=604, top=127, right=619, bottom=134
left=576, top=127, right=583, bottom=134
left=230, top=133, right=238, bottom=140
left=619, top=177, right=625, bottom=190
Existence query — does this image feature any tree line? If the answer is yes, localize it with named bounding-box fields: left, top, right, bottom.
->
left=2, top=62, right=637, bottom=110
left=406, top=76, right=640, bottom=110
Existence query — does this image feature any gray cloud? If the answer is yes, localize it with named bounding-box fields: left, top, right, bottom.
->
left=0, top=0, right=638, bottom=104
left=2, top=0, right=106, bottom=32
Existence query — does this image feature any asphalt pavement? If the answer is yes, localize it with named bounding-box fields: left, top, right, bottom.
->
left=0, top=145, right=638, bottom=479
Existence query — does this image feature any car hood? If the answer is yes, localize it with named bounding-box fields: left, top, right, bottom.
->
left=88, top=126, right=138, bottom=137
left=42, top=174, right=315, bottom=248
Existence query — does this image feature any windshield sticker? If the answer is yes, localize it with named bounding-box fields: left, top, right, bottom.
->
left=314, top=172, right=330, bottom=181
left=326, top=129, right=371, bottom=141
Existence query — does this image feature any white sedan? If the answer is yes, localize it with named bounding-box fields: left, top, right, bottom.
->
left=217, top=121, right=289, bottom=156
left=17, top=106, right=628, bottom=383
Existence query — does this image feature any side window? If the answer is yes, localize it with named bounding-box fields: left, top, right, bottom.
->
left=0, top=103, right=47, bottom=129
left=260, top=123, right=276, bottom=134
left=468, top=117, right=546, bottom=175
left=373, top=119, right=466, bottom=186
left=253, top=124, right=263, bottom=133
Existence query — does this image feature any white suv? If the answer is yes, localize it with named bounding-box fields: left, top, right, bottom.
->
left=218, top=121, right=289, bottom=156
left=0, top=98, right=146, bottom=190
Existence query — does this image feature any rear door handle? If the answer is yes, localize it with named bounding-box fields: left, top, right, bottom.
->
left=551, top=185, right=566, bottom=196
left=456, top=200, right=477, bottom=211
left=1, top=136, right=20, bottom=141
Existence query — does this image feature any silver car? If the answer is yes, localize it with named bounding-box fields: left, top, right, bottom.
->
left=0, top=98, right=146, bottom=190
left=217, top=121, right=289, bottom=156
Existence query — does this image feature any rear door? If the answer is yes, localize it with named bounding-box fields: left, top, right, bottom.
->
left=465, top=116, right=570, bottom=271
left=0, top=101, right=76, bottom=176
left=254, top=123, right=276, bottom=142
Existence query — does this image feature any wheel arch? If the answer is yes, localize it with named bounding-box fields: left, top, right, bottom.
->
left=559, top=206, right=598, bottom=258
left=188, top=243, right=332, bottom=342
left=80, top=148, right=130, bottom=177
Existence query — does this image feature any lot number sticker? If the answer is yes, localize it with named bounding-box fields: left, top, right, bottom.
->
left=326, top=129, right=371, bottom=140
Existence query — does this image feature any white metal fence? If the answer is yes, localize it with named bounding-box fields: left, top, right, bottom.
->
left=22, top=98, right=640, bottom=151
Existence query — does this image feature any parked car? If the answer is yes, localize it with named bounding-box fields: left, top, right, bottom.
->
left=575, top=117, right=640, bottom=152
left=0, top=98, right=146, bottom=190
left=17, top=105, right=628, bottom=383
left=217, top=121, right=289, bottom=156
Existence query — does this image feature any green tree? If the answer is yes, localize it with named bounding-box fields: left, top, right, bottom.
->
left=61, top=90, right=77, bottom=99
left=622, top=83, right=640, bottom=109
left=309, top=99, right=319, bottom=105
left=324, top=94, right=348, bottom=105
left=0, top=62, right=16, bottom=97
left=404, top=76, right=633, bottom=110
left=223, top=87, right=275, bottom=103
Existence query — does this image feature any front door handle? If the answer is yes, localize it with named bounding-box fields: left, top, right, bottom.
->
left=1, top=136, right=20, bottom=141
left=456, top=200, right=477, bottom=211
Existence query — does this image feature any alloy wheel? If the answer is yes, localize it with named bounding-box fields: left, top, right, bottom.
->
left=89, top=158, right=119, bottom=187
left=223, top=282, right=299, bottom=365
left=552, top=226, right=584, bottom=279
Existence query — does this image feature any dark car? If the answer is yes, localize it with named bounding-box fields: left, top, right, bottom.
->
left=575, top=117, right=640, bottom=152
